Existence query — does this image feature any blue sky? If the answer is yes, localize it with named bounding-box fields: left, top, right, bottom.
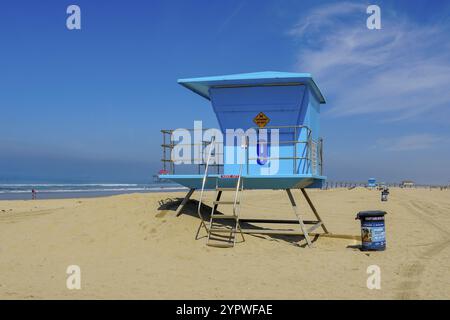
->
left=1, top=0, right=449, bottom=184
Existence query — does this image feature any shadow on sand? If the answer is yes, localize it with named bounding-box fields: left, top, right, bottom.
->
left=157, top=197, right=319, bottom=247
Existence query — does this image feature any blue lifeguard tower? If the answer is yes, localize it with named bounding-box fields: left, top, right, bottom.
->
left=160, top=71, right=329, bottom=247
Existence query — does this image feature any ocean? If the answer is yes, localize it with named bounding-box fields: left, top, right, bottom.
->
left=0, top=183, right=187, bottom=200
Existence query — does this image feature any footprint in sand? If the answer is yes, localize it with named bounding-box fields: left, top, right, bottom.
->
left=394, top=201, right=450, bottom=299
left=395, top=262, right=425, bottom=299
left=403, top=263, right=425, bottom=277
left=155, top=210, right=168, bottom=218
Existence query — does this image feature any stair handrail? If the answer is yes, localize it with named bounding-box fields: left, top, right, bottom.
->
left=233, top=140, right=246, bottom=215
left=197, top=137, right=216, bottom=228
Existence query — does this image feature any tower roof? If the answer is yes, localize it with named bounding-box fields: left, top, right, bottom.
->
left=178, top=71, right=326, bottom=104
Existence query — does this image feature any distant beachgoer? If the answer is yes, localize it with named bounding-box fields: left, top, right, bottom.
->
left=32, top=189, right=36, bottom=200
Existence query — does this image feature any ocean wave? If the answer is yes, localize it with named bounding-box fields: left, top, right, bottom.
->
left=0, top=186, right=187, bottom=194
left=0, top=183, right=141, bottom=187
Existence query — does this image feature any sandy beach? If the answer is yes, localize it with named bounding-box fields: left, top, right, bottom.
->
left=0, top=187, right=449, bottom=299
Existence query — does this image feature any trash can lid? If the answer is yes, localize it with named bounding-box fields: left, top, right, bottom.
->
left=356, top=210, right=387, bottom=219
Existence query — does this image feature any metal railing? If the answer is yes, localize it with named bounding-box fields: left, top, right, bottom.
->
left=161, top=129, right=224, bottom=174
left=161, top=125, right=323, bottom=175
left=245, top=125, right=323, bottom=175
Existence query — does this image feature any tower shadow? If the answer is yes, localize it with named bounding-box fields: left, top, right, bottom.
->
left=157, top=197, right=320, bottom=247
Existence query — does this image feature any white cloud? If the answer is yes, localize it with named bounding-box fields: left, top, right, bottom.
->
left=377, top=133, right=444, bottom=151
left=289, top=2, right=366, bottom=39
left=290, top=2, right=450, bottom=121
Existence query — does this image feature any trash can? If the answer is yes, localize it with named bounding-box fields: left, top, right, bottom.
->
left=355, top=210, right=387, bottom=251
left=381, top=189, right=389, bottom=201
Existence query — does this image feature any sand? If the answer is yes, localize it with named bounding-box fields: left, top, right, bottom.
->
left=0, top=188, right=449, bottom=299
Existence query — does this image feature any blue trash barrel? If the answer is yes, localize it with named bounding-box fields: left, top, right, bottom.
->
left=355, top=210, right=387, bottom=251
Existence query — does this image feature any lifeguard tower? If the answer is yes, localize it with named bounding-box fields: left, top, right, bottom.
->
left=160, top=71, right=329, bottom=247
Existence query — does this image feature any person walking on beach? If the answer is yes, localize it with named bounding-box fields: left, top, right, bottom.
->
left=32, top=189, right=36, bottom=200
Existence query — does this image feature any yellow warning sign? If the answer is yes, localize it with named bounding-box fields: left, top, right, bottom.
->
left=253, top=112, right=270, bottom=128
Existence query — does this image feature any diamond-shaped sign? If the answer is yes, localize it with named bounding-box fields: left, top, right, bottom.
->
left=253, top=112, right=270, bottom=128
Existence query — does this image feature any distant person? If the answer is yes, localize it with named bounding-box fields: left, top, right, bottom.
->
left=32, top=189, right=36, bottom=200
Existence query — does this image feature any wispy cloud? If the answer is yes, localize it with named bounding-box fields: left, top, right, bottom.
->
left=289, top=2, right=450, bottom=121
left=376, top=133, right=445, bottom=151
left=217, top=1, right=246, bottom=34
left=289, top=2, right=366, bottom=40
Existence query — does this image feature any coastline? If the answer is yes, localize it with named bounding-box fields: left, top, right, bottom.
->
left=0, top=183, right=187, bottom=201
